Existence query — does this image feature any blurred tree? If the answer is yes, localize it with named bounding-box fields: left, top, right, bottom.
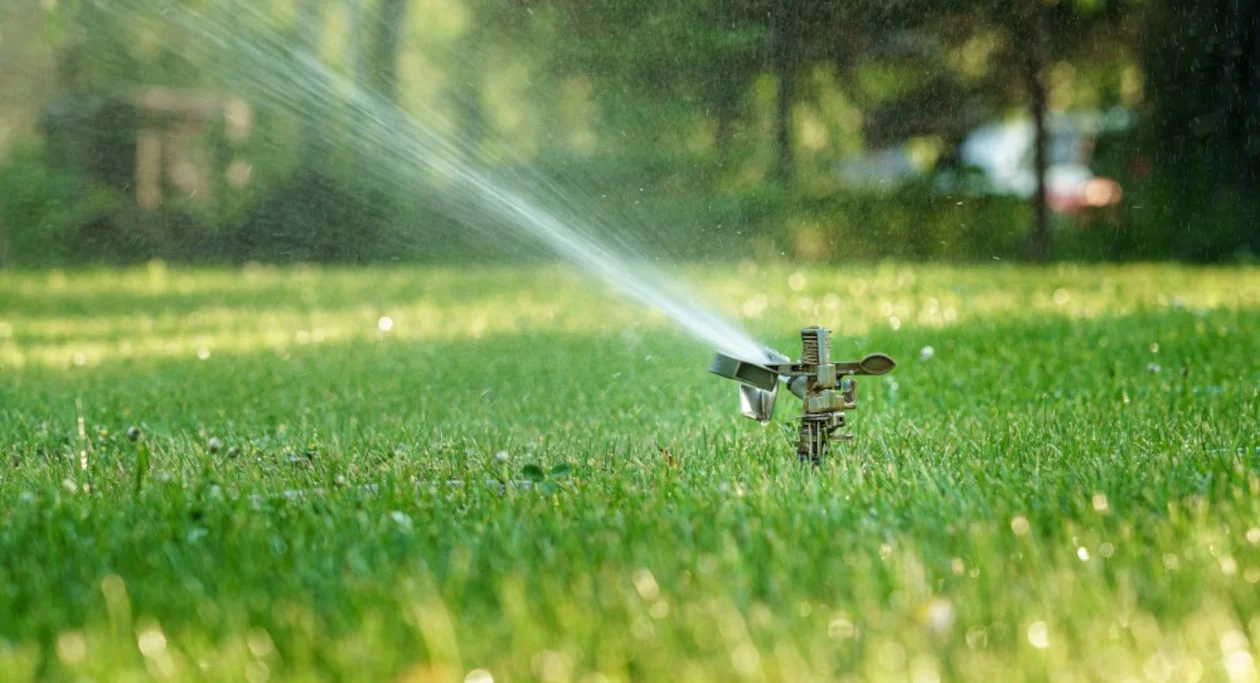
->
left=347, top=0, right=372, bottom=88
left=852, top=0, right=1137, bottom=259
left=1144, top=0, right=1260, bottom=259
left=374, top=0, right=409, bottom=103
left=770, top=2, right=802, bottom=185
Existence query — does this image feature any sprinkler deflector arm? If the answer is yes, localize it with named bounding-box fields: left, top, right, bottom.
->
left=708, top=327, right=895, bottom=464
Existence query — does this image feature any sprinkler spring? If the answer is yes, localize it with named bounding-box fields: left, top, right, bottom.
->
left=708, top=326, right=895, bottom=464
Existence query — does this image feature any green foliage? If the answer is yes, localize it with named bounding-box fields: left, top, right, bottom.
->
left=0, top=142, right=123, bottom=265
left=0, top=0, right=1251, bottom=265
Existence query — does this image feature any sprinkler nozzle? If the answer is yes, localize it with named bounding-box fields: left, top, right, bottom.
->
left=709, top=327, right=895, bottom=464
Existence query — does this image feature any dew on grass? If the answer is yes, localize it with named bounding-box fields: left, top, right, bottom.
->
left=910, top=655, right=941, bottom=683
left=630, top=617, right=655, bottom=640
left=1011, top=515, right=1030, bottom=536
left=464, top=670, right=494, bottom=683
left=1225, top=651, right=1256, bottom=683
left=632, top=569, right=660, bottom=600
left=56, top=631, right=87, bottom=664
left=246, top=661, right=270, bottom=683
left=247, top=628, right=275, bottom=657
left=922, top=598, right=956, bottom=635
left=377, top=316, right=394, bottom=332
left=1245, top=527, right=1260, bottom=545
left=1027, top=621, right=1049, bottom=649
left=649, top=600, right=670, bottom=619
left=920, top=345, right=935, bottom=361
left=1092, top=492, right=1109, bottom=512
left=1221, top=630, right=1249, bottom=654
left=730, top=642, right=760, bottom=676
left=137, top=627, right=167, bottom=657
left=1219, top=556, right=1238, bottom=576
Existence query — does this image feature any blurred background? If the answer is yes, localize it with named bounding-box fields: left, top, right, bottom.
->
left=0, top=0, right=1256, bottom=267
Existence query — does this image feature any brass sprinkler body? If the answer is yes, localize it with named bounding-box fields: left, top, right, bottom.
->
left=709, top=326, right=895, bottom=464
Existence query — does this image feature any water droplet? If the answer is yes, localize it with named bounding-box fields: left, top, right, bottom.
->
left=1027, top=621, right=1049, bottom=649
left=137, top=627, right=167, bottom=657
left=56, top=631, right=87, bottom=664
left=1011, top=515, right=1030, bottom=536
left=828, top=614, right=855, bottom=640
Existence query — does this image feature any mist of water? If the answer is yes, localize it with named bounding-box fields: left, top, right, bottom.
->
left=105, top=0, right=770, bottom=362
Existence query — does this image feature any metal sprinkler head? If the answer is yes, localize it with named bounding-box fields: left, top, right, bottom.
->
left=709, top=326, right=895, bottom=464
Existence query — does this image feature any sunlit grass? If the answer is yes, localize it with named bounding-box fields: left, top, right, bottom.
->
left=4, top=261, right=1259, bottom=368
left=1, top=262, right=1259, bottom=682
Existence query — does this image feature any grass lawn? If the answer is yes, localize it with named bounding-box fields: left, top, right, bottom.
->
left=2, top=262, right=1259, bottom=682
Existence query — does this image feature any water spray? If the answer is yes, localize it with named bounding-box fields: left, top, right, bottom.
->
left=709, top=326, right=895, bottom=464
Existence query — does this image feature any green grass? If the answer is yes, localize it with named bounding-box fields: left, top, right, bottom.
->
left=2, top=262, right=1259, bottom=683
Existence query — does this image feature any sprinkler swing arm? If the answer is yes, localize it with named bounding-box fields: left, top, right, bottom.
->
left=709, top=326, right=895, bottom=464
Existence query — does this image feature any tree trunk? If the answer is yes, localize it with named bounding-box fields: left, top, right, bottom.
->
left=0, top=202, right=8, bottom=268
left=713, top=67, right=740, bottom=168
left=1249, top=2, right=1260, bottom=254
left=455, top=30, right=485, bottom=156
left=1227, top=0, right=1260, bottom=254
left=345, top=0, right=370, bottom=185
left=348, top=0, right=370, bottom=89
left=375, top=0, right=409, bottom=104
left=770, top=3, right=798, bottom=186
left=1021, top=4, right=1051, bottom=261
left=297, top=0, right=330, bottom=168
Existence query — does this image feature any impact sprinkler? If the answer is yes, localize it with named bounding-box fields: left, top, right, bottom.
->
left=709, top=326, right=896, bottom=464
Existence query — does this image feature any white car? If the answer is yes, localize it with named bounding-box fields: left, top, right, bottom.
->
left=945, top=109, right=1130, bottom=214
